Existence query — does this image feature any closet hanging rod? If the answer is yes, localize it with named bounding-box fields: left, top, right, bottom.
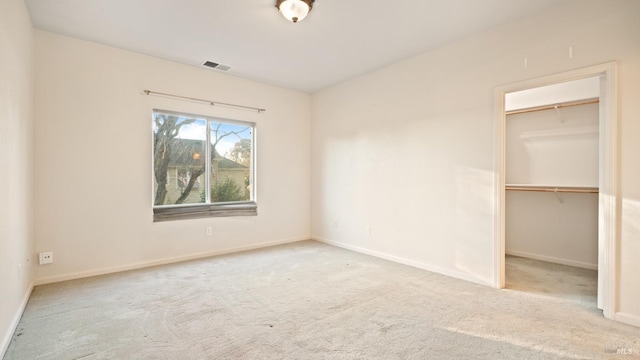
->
left=142, top=90, right=266, bottom=113
left=505, top=97, right=599, bottom=116
left=505, top=185, right=599, bottom=194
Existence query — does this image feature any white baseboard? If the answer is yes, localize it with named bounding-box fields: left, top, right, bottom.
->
left=313, top=236, right=493, bottom=287
left=615, top=312, right=640, bottom=328
left=506, top=249, right=598, bottom=270
left=34, top=237, right=309, bottom=286
left=1, top=282, right=33, bottom=359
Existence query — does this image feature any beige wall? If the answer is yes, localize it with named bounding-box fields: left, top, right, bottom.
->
left=311, top=0, right=640, bottom=326
left=0, top=0, right=34, bottom=355
left=33, top=31, right=311, bottom=284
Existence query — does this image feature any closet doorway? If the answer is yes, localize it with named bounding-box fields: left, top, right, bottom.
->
left=494, top=62, right=618, bottom=319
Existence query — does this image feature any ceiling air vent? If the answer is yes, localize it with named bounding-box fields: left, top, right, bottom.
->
left=202, top=60, right=232, bottom=72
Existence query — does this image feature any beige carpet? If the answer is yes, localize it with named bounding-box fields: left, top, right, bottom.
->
left=4, top=241, right=639, bottom=359
left=505, top=255, right=598, bottom=305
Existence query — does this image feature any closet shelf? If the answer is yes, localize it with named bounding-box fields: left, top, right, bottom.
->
left=505, top=97, right=599, bottom=115
left=505, top=184, right=599, bottom=194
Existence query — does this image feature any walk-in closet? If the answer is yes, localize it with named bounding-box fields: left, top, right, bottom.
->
left=504, top=77, right=601, bottom=305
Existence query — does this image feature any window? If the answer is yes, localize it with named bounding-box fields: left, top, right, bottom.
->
left=152, top=109, right=256, bottom=221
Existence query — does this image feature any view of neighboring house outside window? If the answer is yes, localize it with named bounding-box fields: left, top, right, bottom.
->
left=152, top=109, right=256, bottom=221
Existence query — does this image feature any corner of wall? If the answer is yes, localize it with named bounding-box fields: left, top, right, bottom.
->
left=0, top=283, right=34, bottom=358
left=0, top=0, right=36, bottom=357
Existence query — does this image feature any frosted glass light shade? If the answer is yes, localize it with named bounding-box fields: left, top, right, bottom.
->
left=277, top=0, right=313, bottom=23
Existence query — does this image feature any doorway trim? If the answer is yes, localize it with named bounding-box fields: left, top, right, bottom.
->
left=493, top=62, right=618, bottom=319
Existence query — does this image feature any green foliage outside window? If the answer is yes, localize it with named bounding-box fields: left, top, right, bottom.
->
left=200, top=177, right=245, bottom=203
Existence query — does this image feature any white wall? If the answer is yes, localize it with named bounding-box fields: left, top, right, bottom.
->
left=0, top=0, right=34, bottom=356
left=506, top=104, right=599, bottom=187
left=32, top=31, right=311, bottom=284
left=506, top=192, right=598, bottom=269
left=311, top=0, right=640, bottom=325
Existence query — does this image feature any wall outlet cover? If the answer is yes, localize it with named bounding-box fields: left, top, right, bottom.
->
left=39, top=252, right=53, bottom=265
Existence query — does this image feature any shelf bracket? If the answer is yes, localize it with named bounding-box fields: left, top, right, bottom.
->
left=554, top=104, right=565, bottom=123
left=553, top=187, right=564, bottom=203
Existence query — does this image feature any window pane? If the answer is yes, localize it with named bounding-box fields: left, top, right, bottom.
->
left=209, top=122, right=252, bottom=203
left=152, top=109, right=256, bottom=220
left=153, top=114, right=206, bottom=206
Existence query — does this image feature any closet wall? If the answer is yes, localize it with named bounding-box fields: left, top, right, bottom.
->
left=505, top=80, right=600, bottom=270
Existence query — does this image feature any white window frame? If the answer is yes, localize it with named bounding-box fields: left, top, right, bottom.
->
left=152, top=109, right=257, bottom=222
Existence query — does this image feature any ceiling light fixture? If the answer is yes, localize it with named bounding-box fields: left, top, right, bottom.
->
left=276, top=0, right=314, bottom=23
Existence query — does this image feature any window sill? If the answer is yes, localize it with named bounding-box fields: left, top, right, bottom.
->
left=153, top=202, right=257, bottom=222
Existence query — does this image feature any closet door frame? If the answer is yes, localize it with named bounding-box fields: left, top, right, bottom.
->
left=493, top=62, right=618, bottom=320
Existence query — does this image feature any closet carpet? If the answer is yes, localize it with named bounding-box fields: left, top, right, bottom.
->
left=505, top=255, right=597, bottom=305
left=4, top=241, right=639, bottom=359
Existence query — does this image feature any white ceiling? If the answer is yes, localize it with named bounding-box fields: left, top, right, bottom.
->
left=25, top=0, right=574, bottom=93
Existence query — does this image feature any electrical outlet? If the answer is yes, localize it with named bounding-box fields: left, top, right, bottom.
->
left=39, top=252, right=53, bottom=265
left=206, top=227, right=212, bottom=236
